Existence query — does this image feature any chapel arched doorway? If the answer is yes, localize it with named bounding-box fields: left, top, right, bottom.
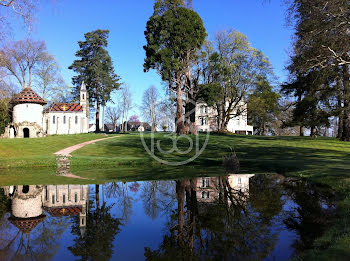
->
left=23, top=128, right=29, bottom=138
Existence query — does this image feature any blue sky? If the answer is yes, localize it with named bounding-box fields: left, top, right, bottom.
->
left=13, top=0, right=294, bottom=117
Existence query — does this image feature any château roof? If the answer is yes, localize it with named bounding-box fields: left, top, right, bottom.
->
left=44, top=206, right=82, bottom=217
left=11, top=87, right=47, bottom=105
left=48, top=103, right=83, bottom=112
left=8, top=215, right=46, bottom=234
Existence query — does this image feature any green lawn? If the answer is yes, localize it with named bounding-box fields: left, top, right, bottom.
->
left=70, top=133, right=350, bottom=185
left=0, top=132, right=350, bottom=259
left=0, top=133, right=117, bottom=169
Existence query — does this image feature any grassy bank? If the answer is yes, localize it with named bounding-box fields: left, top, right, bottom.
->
left=70, top=133, right=350, bottom=183
left=0, top=133, right=117, bottom=169
left=0, top=132, right=350, bottom=259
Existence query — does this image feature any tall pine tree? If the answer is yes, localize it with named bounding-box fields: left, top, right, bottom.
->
left=69, top=29, right=121, bottom=132
left=144, top=1, right=206, bottom=134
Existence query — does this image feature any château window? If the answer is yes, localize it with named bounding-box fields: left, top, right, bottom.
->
left=201, top=191, right=210, bottom=199
left=53, top=116, right=55, bottom=124
left=75, top=116, right=78, bottom=124
left=75, top=193, right=78, bottom=203
left=63, top=194, right=66, bottom=204
left=200, top=178, right=210, bottom=188
left=52, top=195, right=55, bottom=204
left=63, top=116, right=66, bottom=124
left=82, top=94, right=84, bottom=100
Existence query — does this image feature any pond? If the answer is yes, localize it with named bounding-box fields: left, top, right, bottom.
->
left=0, top=174, right=337, bottom=260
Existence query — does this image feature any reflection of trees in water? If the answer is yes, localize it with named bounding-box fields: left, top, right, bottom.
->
left=105, top=182, right=134, bottom=222
left=145, top=175, right=284, bottom=260
left=141, top=181, right=176, bottom=220
left=68, top=189, right=122, bottom=261
left=283, top=180, right=337, bottom=254
left=0, top=214, right=69, bottom=260
left=0, top=188, right=69, bottom=260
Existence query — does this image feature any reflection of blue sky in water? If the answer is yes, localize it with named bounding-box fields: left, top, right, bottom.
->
left=0, top=174, right=337, bottom=260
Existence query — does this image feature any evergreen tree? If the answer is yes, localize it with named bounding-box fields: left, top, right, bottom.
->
left=282, top=70, right=333, bottom=137
left=144, top=1, right=206, bottom=134
left=69, top=29, right=121, bottom=132
left=286, top=0, right=350, bottom=139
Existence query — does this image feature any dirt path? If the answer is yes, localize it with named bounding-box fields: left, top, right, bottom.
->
left=54, top=135, right=119, bottom=156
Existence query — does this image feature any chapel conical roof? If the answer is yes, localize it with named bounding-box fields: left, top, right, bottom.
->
left=8, top=215, right=46, bottom=234
left=11, top=87, right=47, bottom=105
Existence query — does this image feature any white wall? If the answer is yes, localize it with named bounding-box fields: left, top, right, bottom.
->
left=45, top=112, right=89, bottom=135
left=43, top=185, right=88, bottom=208
left=196, top=101, right=254, bottom=134
left=13, top=103, right=44, bottom=127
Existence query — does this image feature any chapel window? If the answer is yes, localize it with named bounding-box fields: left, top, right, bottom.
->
left=63, top=194, right=66, bottom=204
left=75, top=116, right=78, bottom=124
left=63, top=116, right=66, bottom=124
left=53, top=116, right=55, bottom=124
left=75, top=193, right=78, bottom=203
left=22, top=185, right=29, bottom=194
left=52, top=195, right=55, bottom=204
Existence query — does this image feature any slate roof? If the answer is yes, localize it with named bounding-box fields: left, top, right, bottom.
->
left=44, top=206, right=82, bottom=217
left=8, top=215, right=46, bottom=234
left=48, top=103, right=83, bottom=112
left=11, top=88, right=47, bottom=105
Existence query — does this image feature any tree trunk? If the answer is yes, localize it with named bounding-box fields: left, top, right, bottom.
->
left=337, top=78, right=343, bottom=139
left=185, top=91, right=197, bottom=135
left=101, top=106, right=105, bottom=131
left=342, top=64, right=350, bottom=141
left=262, top=122, right=266, bottom=136
left=176, top=180, right=185, bottom=246
left=299, top=126, right=305, bottom=136
left=176, top=81, right=185, bottom=135
left=95, top=83, right=100, bottom=132
left=28, top=67, right=32, bottom=88
left=95, top=184, right=100, bottom=209
left=311, top=126, right=317, bottom=137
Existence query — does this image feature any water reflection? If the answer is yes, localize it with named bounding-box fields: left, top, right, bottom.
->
left=0, top=174, right=337, bottom=260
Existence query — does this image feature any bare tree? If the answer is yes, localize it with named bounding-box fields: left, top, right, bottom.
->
left=106, top=106, right=121, bottom=131
left=0, top=39, right=49, bottom=89
left=120, top=84, right=132, bottom=132
left=158, top=94, right=176, bottom=132
left=0, top=0, right=38, bottom=26
left=33, top=53, right=63, bottom=99
left=141, top=85, right=159, bottom=131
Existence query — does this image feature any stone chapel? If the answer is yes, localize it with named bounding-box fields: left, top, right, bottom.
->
left=2, top=82, right=89, bottom=138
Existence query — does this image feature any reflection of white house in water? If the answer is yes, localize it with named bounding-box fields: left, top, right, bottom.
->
left=196, top=174, right=255, bottom=203
left=43, top=185, right=89, bottom=237
left=3, top=184, right=89, bottom=237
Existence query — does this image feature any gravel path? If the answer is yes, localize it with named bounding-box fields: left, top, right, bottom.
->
left=54, top=135, right=118, bottom=156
